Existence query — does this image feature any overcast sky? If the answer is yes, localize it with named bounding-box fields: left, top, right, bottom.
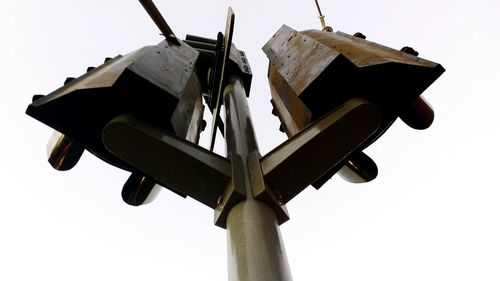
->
left=1, top=0, right=499, bottom=280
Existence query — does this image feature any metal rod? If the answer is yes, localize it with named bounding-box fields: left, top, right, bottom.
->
left=223, top=75, right=293, bottom=281
left=314, top=0, right=327, bottom=29
left=315, top=0, right=325, bottom=18
left=138, top=0, right=175, bottom=37
left=227, top=201, right=293, bottom=281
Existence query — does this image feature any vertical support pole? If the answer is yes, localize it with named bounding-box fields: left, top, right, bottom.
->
left=224, top=76, right=293, bottom=281
left=227, top=201, right=293, bottom=281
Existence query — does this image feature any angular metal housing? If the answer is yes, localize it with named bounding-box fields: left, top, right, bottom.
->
left=26, top=40, right=205, bottom=172
left=263, top=25, right=445, bottom=186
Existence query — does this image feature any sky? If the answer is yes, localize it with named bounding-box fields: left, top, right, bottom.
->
left=1, top=0, right=500, bottom=280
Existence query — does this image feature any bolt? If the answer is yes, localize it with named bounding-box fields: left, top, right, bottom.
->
left=353, top=32, right=366, bottom=39
left=401, top=46, right=419, bottom=57
left=274, top=191, right=284, bottom=206
left=64, top=77, right=75, bottom=85
left=32, top=95, right=45, bottom=102
left=322, top=26, right=333, bottom=32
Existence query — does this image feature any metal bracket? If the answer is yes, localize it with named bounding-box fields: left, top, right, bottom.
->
left=248, top=150, right=289, bottom=225
left=261, top=98, right=381, bottom=204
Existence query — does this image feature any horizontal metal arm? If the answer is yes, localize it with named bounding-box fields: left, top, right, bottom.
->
left=260, top=98, right=381, bottom=204
left=102, top=114, right=232, bottom=208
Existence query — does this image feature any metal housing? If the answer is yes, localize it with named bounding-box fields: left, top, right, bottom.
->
left=26, top=40, right=205, bottom=172
left=263, top=25, right=445, bottom=186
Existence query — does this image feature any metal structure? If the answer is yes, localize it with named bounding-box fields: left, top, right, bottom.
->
left=26, top=2, right=444, bottom=280
left=264, top=25, right=444, bottom=187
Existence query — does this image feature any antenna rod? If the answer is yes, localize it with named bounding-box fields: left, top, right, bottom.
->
left=138, top=0, right=175, bottom=38
left=314, top=0, right=327, bottom=29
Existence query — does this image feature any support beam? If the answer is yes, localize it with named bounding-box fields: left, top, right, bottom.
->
left=220, top=76, right=292, bottom=280
left=102, top=114, right=232, bottom=208
left=261, top=98, right=381, bottom=203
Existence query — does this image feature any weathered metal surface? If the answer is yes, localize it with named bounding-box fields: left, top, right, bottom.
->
left=302, top=29, right=441, bottom=128
left=102, top=114, right=232, bottom=209
left=27, top=40, right=205, bottom=204
left=305, top=30, right=439, bottom=68
left=27, top=40, right=203, bottom=171
left=261, top=98, right=381, bottom=204
left=263, top=25, right=445, bottom=187
left=268, top=64, right=311, bottom=137
left=264, top=25, right=343, bottom=105
left=264, top=25, right=444, bottom=123
left=25, top=5, right=446, bottom=280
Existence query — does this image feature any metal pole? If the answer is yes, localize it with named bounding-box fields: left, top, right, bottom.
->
left=223, top=76, right=293, bottom=281
left=227, top=201, right=292, bottom=281
left=138, top=0, right=178, bottom=42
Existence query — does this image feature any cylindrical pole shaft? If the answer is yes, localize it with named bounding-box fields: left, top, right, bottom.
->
left=224, top=75, right=293, bottom=281
left=227, top=201, right=293, bottom=281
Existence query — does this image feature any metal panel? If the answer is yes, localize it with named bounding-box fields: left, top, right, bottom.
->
left=261, top=98, right=381, bottom=203
left=209, top=8, right=235, bottom=151
left=102, top=114, right=231, bottom=209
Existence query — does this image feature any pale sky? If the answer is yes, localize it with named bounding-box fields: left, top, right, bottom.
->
left=1, top=0, right=500, bottom=280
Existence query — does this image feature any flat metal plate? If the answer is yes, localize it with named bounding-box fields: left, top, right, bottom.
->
left=209, top=7, right=235, bottom=151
